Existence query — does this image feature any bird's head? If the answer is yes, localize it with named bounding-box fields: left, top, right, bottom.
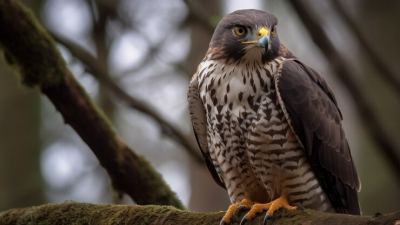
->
left=209, top=9, right=281, bottom=63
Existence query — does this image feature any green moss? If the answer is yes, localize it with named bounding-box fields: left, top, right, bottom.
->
left=0, top=203, right=377, bottom=225
left=0, top=0, right=66, bottom=88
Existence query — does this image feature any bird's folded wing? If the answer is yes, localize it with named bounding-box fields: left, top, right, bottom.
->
left=274, top=59, right=361, bottom=214
left=188, top=74, right=226, bottom=189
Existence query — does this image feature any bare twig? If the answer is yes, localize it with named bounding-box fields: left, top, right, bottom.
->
left=330, top=0, right=400, bottom=97
left=50, top=32, right=203, bottom=164
left=116, top=32, right=177, bottom=79
left=287, top=0, right=400, bottom=179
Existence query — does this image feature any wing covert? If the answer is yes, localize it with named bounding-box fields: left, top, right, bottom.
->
left=275, top=59, right=361, bottom=214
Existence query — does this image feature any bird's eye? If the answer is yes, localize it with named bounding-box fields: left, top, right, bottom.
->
left=271, top=26, right=277, bottom=35
left=233, top=26, right=246, bottom=36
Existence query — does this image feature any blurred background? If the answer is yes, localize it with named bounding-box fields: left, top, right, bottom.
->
left=0, top=0, right=399, bottom=215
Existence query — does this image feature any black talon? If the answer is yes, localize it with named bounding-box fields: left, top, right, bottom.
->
left=233, top=205, right=246, bottom=217
left=219, top=219, right=228, bottom=225
left=262, top=212, right=270, bottom=225
left=239, top=217, right=248, bottom=225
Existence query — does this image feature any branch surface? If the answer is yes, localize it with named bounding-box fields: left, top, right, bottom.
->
left=1, top=203, right=399, bottom=225
left=0, top=0, right=183, bottom=209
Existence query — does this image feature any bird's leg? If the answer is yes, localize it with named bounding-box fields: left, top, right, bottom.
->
left=240, top=196, right=299, bottom=225
left=220, top=199, right=254, bottom=225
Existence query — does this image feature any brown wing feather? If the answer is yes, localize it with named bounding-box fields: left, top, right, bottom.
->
left=188, top=74, right=226, bottom=189
left=193, top=128, right=226, bottom=189
left=276, top=59, right=361, bottom=215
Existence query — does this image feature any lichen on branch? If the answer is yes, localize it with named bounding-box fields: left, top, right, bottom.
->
left=0, top=0, right=65, bottom=87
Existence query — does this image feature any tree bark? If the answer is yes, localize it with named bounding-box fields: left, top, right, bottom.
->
left=0, top=203, right=399, bottom=225
left=0, top=0, right=183, bottom=209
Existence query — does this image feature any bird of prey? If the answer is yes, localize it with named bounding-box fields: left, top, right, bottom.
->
left=188, top=9, right=361, bottom=225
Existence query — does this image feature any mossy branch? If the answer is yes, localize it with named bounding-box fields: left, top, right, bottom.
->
left=0, top=0, right=184, bottom=209
left=1, top=203, right=399, bottom=225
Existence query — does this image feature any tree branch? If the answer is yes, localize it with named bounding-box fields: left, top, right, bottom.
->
left=287, top=0, right=400, bottom=179
left=50, top=32, right=203, bottom=165
left=0, top=0, right=184, bottom=209
left=1, top=202, right=399, bottom=225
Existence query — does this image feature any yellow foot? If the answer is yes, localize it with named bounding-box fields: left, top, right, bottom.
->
left=220, top=199, right=254, bottom=225
left=240, top=196, right=301, bottom=225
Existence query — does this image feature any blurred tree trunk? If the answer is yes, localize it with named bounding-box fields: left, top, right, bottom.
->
left=0, top=63, right=43, bottom=211
left=91, top=0, right=117, bottom=120
left=91, top=0, right=120, bottom=203
left=0, top=0, right=45, bottom=211
left=184, top=0, right=217, bottom=75
left=355, top=0, right=400, bottom=214
left=185, top=0, right=231, bottom=212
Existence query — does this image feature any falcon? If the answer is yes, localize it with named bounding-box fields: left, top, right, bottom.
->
left=187, top=9, right=361, bottom=225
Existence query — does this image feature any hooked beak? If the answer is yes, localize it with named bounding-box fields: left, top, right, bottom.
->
left=256, top=27, right=269, bottom=48
left=258, top=33, right=269, bottom=48
left=242, top=27, right=269, bottom=49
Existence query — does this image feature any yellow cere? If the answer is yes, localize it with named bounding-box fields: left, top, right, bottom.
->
left=242, top=27, right=269, bottom=44
left=257, top=27, right=269, bottom=39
